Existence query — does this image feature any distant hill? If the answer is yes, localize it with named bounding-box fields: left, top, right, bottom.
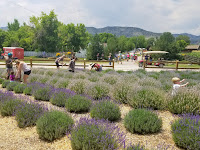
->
left=86, top=26, right=200, bottom=44
left=0, top=27, right=8, bottom=30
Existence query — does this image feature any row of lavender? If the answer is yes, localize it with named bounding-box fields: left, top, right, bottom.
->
left=24, top=68, right=200, bottom=115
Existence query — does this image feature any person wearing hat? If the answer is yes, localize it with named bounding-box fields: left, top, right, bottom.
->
left=5, top=53, right=13, bottom=80
left=55, top=55, right=65, bottom=69
left=90, top=63, right=102, bottom=71
left=172, top=77, right=189, bottom=95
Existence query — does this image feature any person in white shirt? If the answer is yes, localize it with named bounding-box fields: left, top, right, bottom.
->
left=172, top=77, right=189, bottom=96
left=15, top=60, right=31, bottom=84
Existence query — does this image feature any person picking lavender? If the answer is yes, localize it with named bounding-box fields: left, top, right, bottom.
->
left=172, top=77, right=189, bottom=95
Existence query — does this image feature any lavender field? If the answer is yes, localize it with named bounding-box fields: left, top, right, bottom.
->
left=0, top=68, right=199, bottom=150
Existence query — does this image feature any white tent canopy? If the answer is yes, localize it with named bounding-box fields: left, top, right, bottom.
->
left=143, top=51, right=169, bottom=54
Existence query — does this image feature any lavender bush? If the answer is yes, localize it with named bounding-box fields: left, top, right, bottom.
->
left=55, top=79, right=70, bottom=89
left=69, top=80, right=88, bottom=94
left=90, top=100, right=121, bottom=121
left=171, top=114, right=200, bottom=150
left=168, top=88, right=200, bottom=114
left=86, top=82, right=110, bottom=100
left=33, top=84, right=52, bottom=101
left=103, top=75, right=118, bottom=85
left=0, top=78, right=4, bottom=84
left=124, top=109, right=162, bottom=134
left=36, top=111, right=74, bottom=142
left=70, top=118, right=125, bottom=150
left=65, top=95, right=92, bottom=113
left=113, top=82, right=132, bottom=104
left=127, top=87, right=166, bottom=110
left=14, top=84, right=27, bottom=94
left=2, top=80, right=10, bottom=88
left=50, top=88, right=75, bottom=107
left=6, top=82, right=20, bottom=91
left=0, top=91, right=22, bottom=116
left=15, top=101, right=47, bottom=128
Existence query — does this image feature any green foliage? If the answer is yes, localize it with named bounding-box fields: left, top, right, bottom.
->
left=59, top=23, right=89, bottom=52
left=171, top=115, right=200, bottom=150
left=13, top=84, right=27, bottom=94
left=15, top=102, right=45, bottom=128
left=103, top=75, right=117, bottom=85
left=113, top=83, right=132, bottom=104
left=0, top=99, right=21, bottom=117
left=30, top=11, right=59, bottom=52
left=90, top=100, right=121, bottom=121
left=69, top=80, right=87, bottom=94
left=168, top=88, right=200, bottom=114
left=0, top=78, right=4, bottom=84
left=128, top=87, right=166, bottom=110
left=65, top=95, right=91, bottom=113
left=87, top=83, right=110, bottom=100
left=8, top=19, right=20, bottom=31
left=2, top=80, right=10, bottom=88
left=124, top=109, right=162, bottom=134
left=33, top=87, right=52, bottom=101
left=86, top=34, right=103, bottom=60
left=154, top=32, right=180, bottom=60
left=23, top=87, right=32, bottom=95
left=36, top=111, right=74, bottom=141
left=6, top=82, right=20, bottom=91
left=50, top=90, right=71, bottom=107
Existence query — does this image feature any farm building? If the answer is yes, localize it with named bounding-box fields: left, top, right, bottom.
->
left=185, top=45, right=200, bottom=51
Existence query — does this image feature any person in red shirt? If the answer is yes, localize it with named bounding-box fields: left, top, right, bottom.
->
left=90, top=63, right=102, bottom=71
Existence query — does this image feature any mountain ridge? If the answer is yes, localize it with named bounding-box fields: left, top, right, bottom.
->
left=86, top=26, right=200, bottom=44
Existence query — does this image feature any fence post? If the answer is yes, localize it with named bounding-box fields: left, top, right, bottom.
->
left=175, top=60, right=179, bottom=71
left=112, top=59, right=115, bottom=70
left=84, top=59, right=86, bottom=69
left=30, top=58, right=33, bottom=68
left=143, top=60, right=146, bottom=70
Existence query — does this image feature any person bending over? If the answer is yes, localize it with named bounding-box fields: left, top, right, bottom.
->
left=15, top=60, right=31, bottom=84
left=90, top=63, right=102, bottom=71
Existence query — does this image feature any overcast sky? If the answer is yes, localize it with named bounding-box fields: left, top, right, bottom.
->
left=1, top=0, right=200, bottom=35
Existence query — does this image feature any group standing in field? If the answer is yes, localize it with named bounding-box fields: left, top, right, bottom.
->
left=5, top=53, right=31, bottom=83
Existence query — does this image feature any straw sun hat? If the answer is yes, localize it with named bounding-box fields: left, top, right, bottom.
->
left=172, top=77, right=180, bottom=82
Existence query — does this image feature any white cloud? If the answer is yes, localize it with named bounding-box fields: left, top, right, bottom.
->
left=0, top=0, right=200, bottom=35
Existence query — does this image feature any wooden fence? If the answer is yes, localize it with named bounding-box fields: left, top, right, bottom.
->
left=0, top=58, right=115, bottom=70
left=142, top=60, right=200, bottom=70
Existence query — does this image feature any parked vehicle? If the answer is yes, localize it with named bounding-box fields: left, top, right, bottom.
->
left=138, top=51, right=168, bottom=68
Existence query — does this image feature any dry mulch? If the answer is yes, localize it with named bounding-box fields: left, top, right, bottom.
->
left=0, top=87, right=181, bottom=150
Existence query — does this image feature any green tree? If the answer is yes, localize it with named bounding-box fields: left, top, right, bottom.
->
left=8, top=19, right=20, bottom=31
left=146, top=37, right=155, bottom=50
left=176, top=40, right=188, bottom=51
left=125, top=37, right=135, bottom=51
left=99, top=33, right=114, bottom=43
left=0, top=29, right=7, bottom=49
left=107, top=37, right=118, bottom=56
left=86, top=34, right=103, bottom=60
left=30, top=10, right=59, bottom=52
left=58, top=23, right=89, bottom=52
left=136, top=36, right=147, bottom=48
left=176, top=35, right=190, bottom=44
left=154, top=32, right=180, bottom=59
left=118, top=36, right=127, bottom=52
